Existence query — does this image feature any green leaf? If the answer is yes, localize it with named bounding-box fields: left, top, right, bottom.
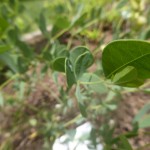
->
left=71, top=5, right=87, bottom=27
left=7, top=27, right=20, bottom=44
left=112, top=66, right=137, bottom=84
left=0, top=52, right=18, bottom=73
left=38, top=12, right=48, bottom=37
left=54, top=16, right=70, bottom=29
left=138, top=115, right=150, bottom=128
left=120, top=135, right=133, bottom=150
left=75, top=84, right=87, bottom=117
left=133, top=103, right=150, bottom=128
left=75, top=51, right=93, bottom=79
left=0, top=16, right=9, bottom=36
left=51, top=41, right=68, bottom=58
left=78, top=102, right=87, bottom=118
left=90, top=128, right=97, bottom=148
left=0, top=16, right=9, bottom=29
left=112, top=66, right=144, bottom=87
left=102, top=40, right=150, bottom=87
left=57, top=49, right=68, bottom=58
left=51, top=16, right=70, bottom=36
left=65, top=58, right=76, bottom=88
left=0, top=45, right=10, bottom=54
left=70, top=46, right=90, bottom=67
left=17, top=57, right=28, bottom=73
left=134, top=103, right=150, bottom=122
left=0, top=92, right=4, bottom=106
left=52, top=57, right=66, bottom=72
left=79, top=73, right=107, bottom=93
left=16, top=40, right=34, bottom=58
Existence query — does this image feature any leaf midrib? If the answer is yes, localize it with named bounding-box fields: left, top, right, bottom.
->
left=107, top=52, right=150, bottom=78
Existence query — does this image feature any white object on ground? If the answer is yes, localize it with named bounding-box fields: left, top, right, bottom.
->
left=53, top=122, right=103, bottom=150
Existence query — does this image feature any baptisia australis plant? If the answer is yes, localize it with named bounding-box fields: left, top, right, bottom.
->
left=53, top=39, right=150, bottom=90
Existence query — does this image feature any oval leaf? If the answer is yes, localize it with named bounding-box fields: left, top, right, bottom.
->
left=52, top=57, right=66, bottom=72
left=65, top=58, right=76, bottom=88
left=102, top=40, right=150, bottom=82
left=70, top=46, right=90, bottom=66
left=0, top=45, right=10, bottom=54
left=75, top=51, right=94, bottom=79
left=79, top=73, right=107, bottom=93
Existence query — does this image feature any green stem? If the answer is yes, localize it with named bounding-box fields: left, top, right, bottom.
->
left=79, top=80, right=105, bottom=85
left=0, top=73, right=19, bottom=91
left=64, top=114, right=81, bottom=127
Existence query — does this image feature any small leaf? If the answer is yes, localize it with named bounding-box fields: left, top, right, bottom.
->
left=54, top=16, right=70, bottom=29
left=75, top=51, right=93, bottom=79
left=65, top=58, right=76, bottom=88
left=133, top=103, right=150, bottom=128
left=0, top=52, right=18, bottom=73
left=71, top=5, right=86, bottom=27
left=0, top=16, right=9, bottom=36
left=70, top=46, right=90, bottom=67
left=78, top=102, right=87, bottom=118
left=79, top=73, right=107, bottom=93
left=138, top=115, right=150, bottom=128
left=52, top=57, right=66, bottom=72
left=134, top=103, right=150, bottom=122
left=51, top=16, right=70, bottom=36
left=17, top=57, right=28, bottom=73
left=75, top=84, right=87, bottom=117
left=120, top=135, right=133, bottom=150
left=39, top=12, right=47, bottom=36
left=7, top=27, right=19, bottom=44
left=0, top=92, right=4, bottom=106
left=0, top=45, right=10, bottom=54
left=16, top=40, right=34, bottom=58
left=90, top=128, right=97, bottom=148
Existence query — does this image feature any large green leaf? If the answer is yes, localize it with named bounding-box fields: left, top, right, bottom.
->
left=102, top=40, right=150, bottom=86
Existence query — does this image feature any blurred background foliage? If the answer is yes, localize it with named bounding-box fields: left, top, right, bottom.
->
left=0, top=0, right=150, bottom=150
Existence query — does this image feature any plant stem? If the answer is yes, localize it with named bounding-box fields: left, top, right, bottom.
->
left=0, top=73, right=20, bottom=91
